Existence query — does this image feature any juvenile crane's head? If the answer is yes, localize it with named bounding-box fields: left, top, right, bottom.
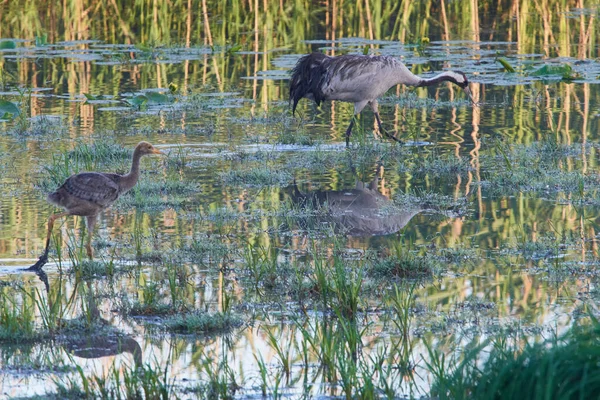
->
left=135, top=141, right=164, bottom=156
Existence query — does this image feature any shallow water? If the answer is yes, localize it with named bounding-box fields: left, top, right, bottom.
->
left=1, top=1, right=600, bottom=398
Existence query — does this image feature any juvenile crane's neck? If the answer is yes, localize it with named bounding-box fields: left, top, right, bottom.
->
left=120, top=147, right=144, bottom=192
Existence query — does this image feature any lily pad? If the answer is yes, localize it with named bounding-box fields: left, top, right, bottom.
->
left=84, top=93, right=100, bottom=101
left=135, top=43, right=153, bottom=53
left=0, top=40, right=16, bottom=50
left=226, top=44, right=243, bottom=54
left=0, top=100, right=20, bottom=119
left=124, top=95, right=148, bottom=108
left=531, top=64, right=580, bottom=80
left=144, top=92, right=172, bottom=105
left=35, top=34, right=48, bottom=47
left=83, top=93, right=115, bottom=104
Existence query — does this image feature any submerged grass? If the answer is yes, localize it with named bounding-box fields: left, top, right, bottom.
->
left=481, top=141, right=600, bottom=202
left=69, top=259, right=120, bottom=279
left=501, top=231, right=578, bottom=261
left=7, top=115, right=69, bottom=137
left=2, top=6, right=600, bottom=400
left=219, top=166, right=292, bottom=187
left=284, top=141, right=409, bottom=171
left=117, top=174, right=199, bottom=211
left=411, top=154, right=474, bottom=179
left=187, top=350, right=241, bottom=399
left=277, top=129, right=318, bottom=146
left=163, top=311, right=243, bottom=334
left=394, top=190, right=469, bottom=217
left=368, top=253, right=437, bottom=280
left=50, top=361, right=174, bottom=400
left=120, top=274, right=185, bottom=317
left=382, top=91, right=472, bottom=109
left=0, top=287, right=48, bottom=343
left=167, top=233, right=233, bottom=267
left=242, top=242, right=285, bottom=293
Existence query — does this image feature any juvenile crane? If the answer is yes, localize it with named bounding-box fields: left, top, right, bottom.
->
left=27, top=141, right=164, bottom=271
left=289, top=52, right=473, bottom=145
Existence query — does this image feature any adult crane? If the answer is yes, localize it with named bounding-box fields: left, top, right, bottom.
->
left=289, top=52, right=473, bottom=145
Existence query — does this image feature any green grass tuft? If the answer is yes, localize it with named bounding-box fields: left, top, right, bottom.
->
left=163, top=311, right=242, bottom=334
left=368, top=253, right=437, bottom=280
left=219, top=167, right=292, bottom=187
left=429, top=316, right=600, bottom=400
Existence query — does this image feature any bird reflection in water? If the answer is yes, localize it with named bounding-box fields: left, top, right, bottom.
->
left=286, top=165, right=422, bottom=237
left=33, top=272, right=142, bottom=368
left=60, top=327, right=143, bottom=369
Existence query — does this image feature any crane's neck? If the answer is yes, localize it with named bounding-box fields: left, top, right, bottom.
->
left=390, top=60, right=463, bottom=88
left=120, top=147, right=144, bottom=192
left=415, top=71, right=463, bottom=88
left=391, top=63, right=423, bottom=86
left=122, top=337, right=143, bottom=367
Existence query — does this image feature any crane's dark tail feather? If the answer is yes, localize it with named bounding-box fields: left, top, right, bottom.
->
left=289, top=52, right=328, bottom=115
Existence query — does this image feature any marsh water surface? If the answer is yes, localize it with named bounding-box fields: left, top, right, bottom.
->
left=1, top=1, right=600, bottom=398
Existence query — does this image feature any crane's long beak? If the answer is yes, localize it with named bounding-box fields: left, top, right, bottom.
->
left=463, top=85, right=475, bottom=104
left=152, top=148, right=166, bottom=155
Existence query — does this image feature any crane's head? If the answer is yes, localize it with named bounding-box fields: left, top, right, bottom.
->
left=444, top=71, right=474, bottom=104
left=135, top=141, right=164, bottom=156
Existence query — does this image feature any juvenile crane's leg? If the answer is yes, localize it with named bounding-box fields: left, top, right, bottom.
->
left=85, top=215, right=98, bottom=260
left=25, top=212, right=69, bottom=271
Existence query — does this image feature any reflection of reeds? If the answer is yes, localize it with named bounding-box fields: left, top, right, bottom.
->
left=2, top=1, right=596, bottom=55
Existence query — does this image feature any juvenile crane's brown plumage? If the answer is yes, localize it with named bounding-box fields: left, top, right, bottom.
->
left=289, top=53, right=474, bottom=145
left=27, top=141, right=163, bottom=271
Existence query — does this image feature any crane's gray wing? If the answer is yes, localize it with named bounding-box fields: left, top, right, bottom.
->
left=63, top=172, right=120, bottom=206
left=321, top=56, right=392, bottom=102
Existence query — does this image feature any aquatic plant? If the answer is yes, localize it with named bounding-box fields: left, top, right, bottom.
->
left=52, top=360, right=174, bottom=400
left=368, top=253, right=437, bottom=280
left=428, top=315, right=600, bottom=400
left=163, top=311, right=242, bottom=334
left=219, top=166, right=293, bottom=187
left=0, top=287, right=44, bottom=343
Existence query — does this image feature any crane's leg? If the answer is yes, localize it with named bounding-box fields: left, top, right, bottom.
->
left=345, top=118, right=355, bottom=147
left=370, top=101, right=402, bottom=144
left=347, top=100, right=371, bottom=147
left=25, top=212, right=69, bottom=271
left=85, top=215, right=98, bottom=260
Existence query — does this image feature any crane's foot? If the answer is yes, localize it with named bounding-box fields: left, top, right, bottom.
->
left=373, top=112, right=403, bottom=144
left=34, top=268, right=50, bottom=293
left=25, top=252, right=48, bottom=272
left=382, top=130, right=403, bottom=144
